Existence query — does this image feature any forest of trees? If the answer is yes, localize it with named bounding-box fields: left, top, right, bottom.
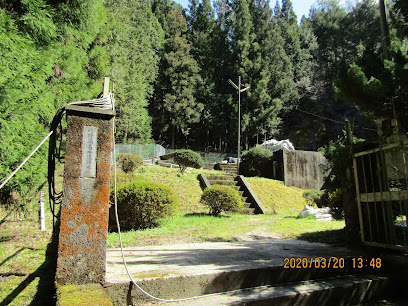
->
left=0, top=0, right=407, bottom=203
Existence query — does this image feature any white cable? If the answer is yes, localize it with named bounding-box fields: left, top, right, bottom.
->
left=112, top=116, right=273, bottom=303
left=0, top=130, right=54, bottom=190
left=0, top=92, right=115, bottom=191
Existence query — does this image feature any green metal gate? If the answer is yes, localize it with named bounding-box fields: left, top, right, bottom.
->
left=353, top=141, right=408, bottom=251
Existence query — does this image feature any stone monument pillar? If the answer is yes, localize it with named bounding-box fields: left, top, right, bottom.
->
left=56, top=79, right=115, bottom=285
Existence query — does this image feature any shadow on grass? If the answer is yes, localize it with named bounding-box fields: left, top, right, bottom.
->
left=0, top=223, right=59, bottom=306
left=184, top=212, right=231, bottom=218
left=0, top=208, right=15, bottom=227
left=297, top=228, right=346, bottom=245
left=0, top=247, right=40, bottom=268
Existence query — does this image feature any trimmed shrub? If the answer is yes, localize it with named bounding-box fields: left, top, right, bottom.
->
left=109, top=180, right=179, bottom=231
left=240, top=146, right=273, bottom=177
left=117, top=153, right=144, bottom=173
left=173, top=149, right=204, bottom=174
left=200, top=185, right=243, bottom=216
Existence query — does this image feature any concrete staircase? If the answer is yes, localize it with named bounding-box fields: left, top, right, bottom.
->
left=144, top=157, right=179, bottom=168
left=214, top=163, right=238, bottom=175
left=199, top=163, right=265, bottom=215
left=206, top=174, right=254, bottom=215
left=105, top=240, right=401, bottom=305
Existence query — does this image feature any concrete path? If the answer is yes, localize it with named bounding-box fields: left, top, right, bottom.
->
left=105, top=239, right=361, bottom=283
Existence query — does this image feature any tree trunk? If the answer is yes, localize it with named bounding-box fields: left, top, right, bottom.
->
left=171, top=125, right=175, bottom=149
left=206, top=129, right=209, bottom=152
left=245, top=132, right=248, bottom=150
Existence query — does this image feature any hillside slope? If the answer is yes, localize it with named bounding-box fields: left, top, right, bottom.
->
left=116, top=165, right=308, bottom=215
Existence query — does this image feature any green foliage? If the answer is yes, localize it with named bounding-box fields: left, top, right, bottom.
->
left=117, top=153, right=144, bottom=173
left=240, top=146, right=273, bottom=177
left=107, top=0, right=164, bottom=143
left=318, top=130, right=364, bottom=189
left=110, top=180, right=179, bottom=231
left=0, top=0, right=110, bottom=209
left=302, top=190, right=325, bottom=207
left=309, top=0, right=381, bottom=95
left=327, top=188, right=344, bottom=220
left=173, top=149, right=204, bottom=174
left=200, top=184, right=243, bottom=216
left=151, top=0, right=203, bottom=147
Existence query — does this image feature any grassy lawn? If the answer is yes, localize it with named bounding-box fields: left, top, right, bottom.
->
left=118, top=165, right=309, bottom=214
left=1, top=164, right=346, bottom=305
left=0, top=207, right=57, bottom=305
left=108, top=213, right=345, bottom=248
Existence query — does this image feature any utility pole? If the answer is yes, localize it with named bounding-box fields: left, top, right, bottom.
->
left=229, top=76, right=250, bottom=174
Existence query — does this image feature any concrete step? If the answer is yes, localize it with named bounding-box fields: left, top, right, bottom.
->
left=215, top=163, right=238, bottom=173
left=207, top=180, right=239, bottom=186
left=217, top=163, right=238, bottom=168
left=206, top=175, right=236, bottom=181
left=156, top=161, right=178, bottom=168
left=159, top=274, right=395, bottom=306
left=105, top=240, right=373, bottom=305
left=242, top=207, right=256, bottom=214
left=221, top=170, right=238, bottom=175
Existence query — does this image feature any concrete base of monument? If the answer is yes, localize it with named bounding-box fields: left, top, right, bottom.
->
left=104, top=239, right=399, bottom=305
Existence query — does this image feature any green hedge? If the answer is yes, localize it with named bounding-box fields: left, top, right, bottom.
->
left=109, top=180, right=179, bottom=231
left=173, top=149, right=204, bottom=174
left=240, top=146, right=273, bottom=177
left=200, top=185, right=243, bottom=216
left=116, top=153, right=144, bottom=173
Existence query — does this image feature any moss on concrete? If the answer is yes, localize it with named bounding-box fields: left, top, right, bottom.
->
left=57, top=283, right=113, bottom=306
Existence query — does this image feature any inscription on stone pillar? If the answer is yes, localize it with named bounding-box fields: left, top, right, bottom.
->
left=81, top=126, right=98, bottom=178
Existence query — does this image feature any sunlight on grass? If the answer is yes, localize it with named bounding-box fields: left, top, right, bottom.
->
left=246, top=177, right=308, bottom=214
left=118, top=165, right=310, bottom=215
left=0, top=209, right=54, bottom=306
left=267, top=216, right=345, bottom=239
left=108, top=164, right=344, bottom=248
left=107, top=213, right=345, bottom=248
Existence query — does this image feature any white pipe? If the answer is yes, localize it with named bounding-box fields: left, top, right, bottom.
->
left=40, top=191, right=45, bottom=231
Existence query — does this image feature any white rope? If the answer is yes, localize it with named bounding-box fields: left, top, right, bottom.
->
left=0, top=131, right=54, bottom=190
left=0, top=91, right=115, bottom=191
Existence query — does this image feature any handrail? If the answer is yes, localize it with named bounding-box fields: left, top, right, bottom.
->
left=235, top=175, right=265, bottom=214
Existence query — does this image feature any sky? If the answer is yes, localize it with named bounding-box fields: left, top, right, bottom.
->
left=173, top=0, right=318, bottom=24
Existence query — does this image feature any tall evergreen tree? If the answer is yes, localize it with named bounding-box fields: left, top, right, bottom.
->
left=0, top=0, right=110, bottom=206
left=188, top=0, right=220, bottom=150
left=248, top=0, right=297, bottom=143
left=107, top=0, right=164, bottom=143
left=151, top=0, right=203, bottom=148
left=335, top=0, right=408, bottom=131
left=275, top=0, right=317, bottom=99
left=309, top=0, right=348, bottom=94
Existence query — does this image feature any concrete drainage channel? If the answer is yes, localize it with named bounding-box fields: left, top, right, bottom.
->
left=104, top=239, right=400, bottom=305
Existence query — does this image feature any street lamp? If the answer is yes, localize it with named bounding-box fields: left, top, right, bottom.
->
left=229, top=76, right=250, bottom=175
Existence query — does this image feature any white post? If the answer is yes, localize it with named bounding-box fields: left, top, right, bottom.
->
left=238, top=76, right=241, bottom=175
left=228, top=77, right=250, bottom=175
left=40, top=191, right=45, bottom=231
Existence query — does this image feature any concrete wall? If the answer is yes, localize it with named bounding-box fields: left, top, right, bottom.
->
left=281, top=149, right=330, bottom=190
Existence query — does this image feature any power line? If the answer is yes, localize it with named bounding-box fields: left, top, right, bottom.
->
left=294, top=107, right=377, bottom=132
